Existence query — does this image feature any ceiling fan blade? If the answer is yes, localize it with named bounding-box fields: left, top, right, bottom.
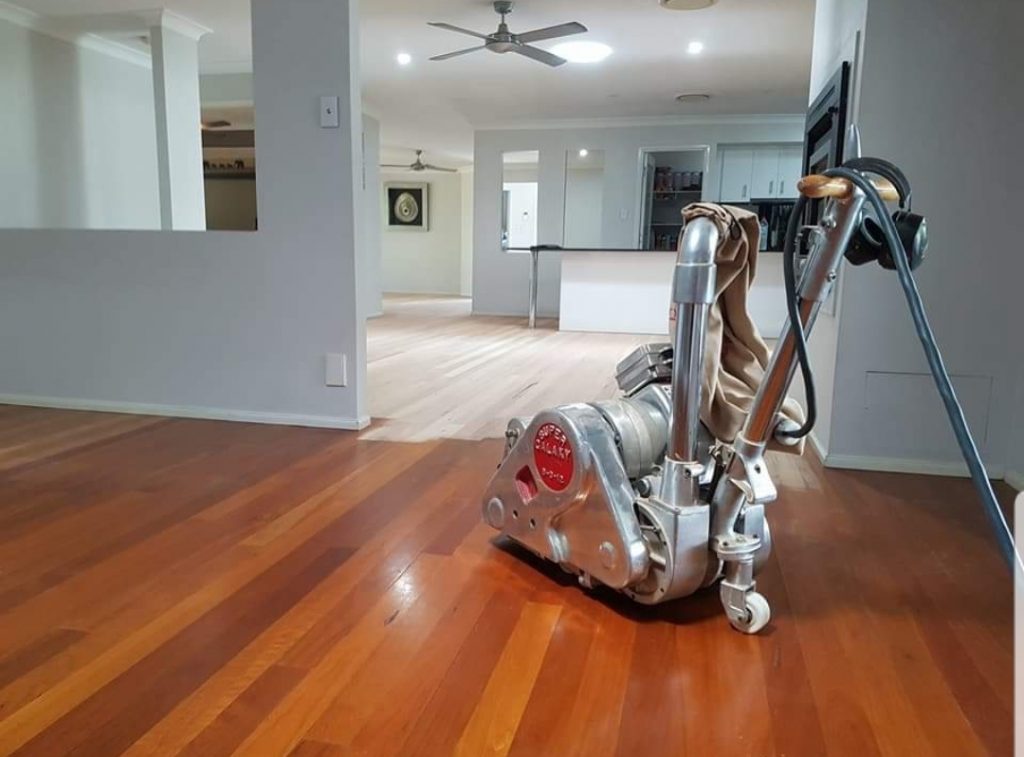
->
left=427, top=22, right=489, bottom=40
left=380, top=164, right=413, bottom=169
left=423, top=164, right=458, bottom=173
left=511, top=44, right=567, bottom=67
left=516, top=22, right=588, bottom=44
left=430, top=45, right=487, bottom=61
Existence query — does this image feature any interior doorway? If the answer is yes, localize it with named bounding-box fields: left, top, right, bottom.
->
left=638, top=147, right=710, bottom=250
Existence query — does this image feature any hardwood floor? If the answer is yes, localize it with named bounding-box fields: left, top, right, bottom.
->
left=0, top=298, right=1016, bottom=755
left=366, top=295, right=658, bottom=442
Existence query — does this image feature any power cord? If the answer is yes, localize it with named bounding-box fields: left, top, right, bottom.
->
left=779, top=192, right=814, bottom=438
left=779, top=159, right=1020, bottom=572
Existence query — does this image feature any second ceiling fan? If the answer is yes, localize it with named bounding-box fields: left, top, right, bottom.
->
left=380, top=150, right=457, bottom=173
left=429, top=1, right=587, bottom=68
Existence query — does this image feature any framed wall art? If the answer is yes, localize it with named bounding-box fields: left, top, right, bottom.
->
left=385, top=182, right=429, bottom=231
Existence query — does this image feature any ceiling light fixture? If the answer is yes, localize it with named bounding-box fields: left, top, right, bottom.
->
left=578, top=148, right=589, bottom=158
left=549, top=41, right=613, bottom=64
left=687, top=41, right=704, bottom=55
left=396, top=52, right=412, bottom=66
left=676, top=93, right=711, bottom=103
left=660, top=0, right=717, bottom=10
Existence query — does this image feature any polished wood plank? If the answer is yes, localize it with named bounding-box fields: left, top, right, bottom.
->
left=455, top=601, right=562, bottom=756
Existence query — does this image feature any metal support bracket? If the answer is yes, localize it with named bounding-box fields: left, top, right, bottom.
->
left=730, top=435, right=777, bottom=505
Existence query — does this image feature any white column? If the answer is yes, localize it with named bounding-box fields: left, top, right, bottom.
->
left=150, top=11, right=209, bottom=230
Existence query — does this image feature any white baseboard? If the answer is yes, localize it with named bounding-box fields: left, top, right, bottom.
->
left=1005, top=470, right=1024, bottom=491
left=383, top=288, right=467, bottom=297
left=807, top=432, right=828, bottom=464
left=824, top=451, right=1004, bottom=480
left=0, top=394, right=370, bottom=431
left=471, top=308, right=560, bottom=319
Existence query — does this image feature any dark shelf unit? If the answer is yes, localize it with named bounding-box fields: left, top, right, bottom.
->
left=649, top=186, right=703, bottom=250
left=733, top=198, right=797, bottom=253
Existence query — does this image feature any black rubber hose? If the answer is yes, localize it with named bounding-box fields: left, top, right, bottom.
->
left=826, top=165, right=1021, bottom=574
left=777, top=195, right=815, bottom=440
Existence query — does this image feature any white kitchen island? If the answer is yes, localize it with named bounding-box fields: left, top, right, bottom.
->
left=558, top=250, right=787, bottom=337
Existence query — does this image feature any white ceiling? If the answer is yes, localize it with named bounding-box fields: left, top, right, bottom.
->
left=10, top=0, right=816, bottom=165
left=365, top=0, right=814, bottom=163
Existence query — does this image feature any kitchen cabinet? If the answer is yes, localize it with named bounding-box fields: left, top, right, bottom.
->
left=718, top=144, right=803, bottom=201
left=751, top=150, right=779, bottom=199
left=719, top=148, right=754, bottom=203
left=775, top=145, right=803, bottom=199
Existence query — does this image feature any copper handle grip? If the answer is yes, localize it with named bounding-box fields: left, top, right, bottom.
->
left=797, top=174, right=900, bottom=203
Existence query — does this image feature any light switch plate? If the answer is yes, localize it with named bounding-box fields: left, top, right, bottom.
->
left=325, top=353, right=347, bottom=386
left=320, top=96, right=339, bottom=128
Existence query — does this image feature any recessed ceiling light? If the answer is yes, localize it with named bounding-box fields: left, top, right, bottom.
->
left=661, top=0, right=717, bottom=9
left=550, top=41, right=613, bottom=64
left=676, top=93, right=711, bottom=103
left=396, top=52, right=412, bottom=66
left=578, top=148, right=589, bottom=158
left=687, top=41, right=704, bottom=55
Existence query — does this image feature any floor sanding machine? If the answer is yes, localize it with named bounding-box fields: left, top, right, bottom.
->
left=481, top=158, right=1019, bottom=633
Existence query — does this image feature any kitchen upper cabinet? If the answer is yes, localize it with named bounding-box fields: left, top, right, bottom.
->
left=775, top=145, right=803, bottom=199
left=719, top=148, right=754, bottom=202
left=750, top=150, right=779, bottom=199
left=718, top=144, right=804, bottom=201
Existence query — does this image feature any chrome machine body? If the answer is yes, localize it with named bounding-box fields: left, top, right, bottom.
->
left=483, top=180, right=875, bottom=633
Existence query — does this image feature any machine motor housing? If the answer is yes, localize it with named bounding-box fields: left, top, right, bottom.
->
left=482, top=377, right=771, bottom=604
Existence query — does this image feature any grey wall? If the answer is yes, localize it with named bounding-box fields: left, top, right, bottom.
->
left=0, top=0, right=368, bottom=428
left=0, top=17, right=160, bottom=229
left=1009, top=367, right=1024, bottom=487
left=472, top=118, right=805, bottom=317
left=199, top=72, right=254, bottom=104
left=811, top=0, right=1023, bottom=477
left=1011, top=235, right=1024, bottom=486
left=381, top=170, right=464, bottom=296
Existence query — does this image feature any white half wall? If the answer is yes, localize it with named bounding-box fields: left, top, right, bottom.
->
left=472, top=118, right=805, bottom=318
left=381, top=170, right=464, bottom=296
left=0, top=0, right=368, bottom=428
left=0, top=15, right=160, bottom=230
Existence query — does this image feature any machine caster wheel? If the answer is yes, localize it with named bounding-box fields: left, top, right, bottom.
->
left=728, top=591, right=771, bottom=634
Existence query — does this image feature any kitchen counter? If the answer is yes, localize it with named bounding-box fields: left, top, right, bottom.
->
left=558, top=249, right=787, bottom=337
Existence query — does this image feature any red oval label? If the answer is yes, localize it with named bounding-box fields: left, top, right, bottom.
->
left=533, top=423, right=574, bottom=492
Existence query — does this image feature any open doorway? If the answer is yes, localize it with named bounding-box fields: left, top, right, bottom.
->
left=638, top=147, right=710, bottom=250
left=501, top=150, right=540, bottom=250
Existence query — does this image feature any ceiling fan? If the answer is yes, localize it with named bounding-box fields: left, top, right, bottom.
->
left=429, top=1, right=587, bottom=68
left=381, top=149, right=457, bottom=173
